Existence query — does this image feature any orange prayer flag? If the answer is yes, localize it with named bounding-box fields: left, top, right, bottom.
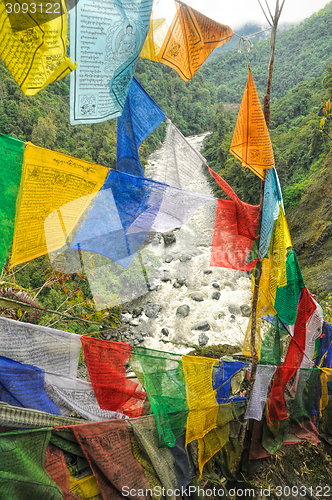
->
left=230, top=67, right=275, bottom=180
left=158, top=0, right=233, bottom=81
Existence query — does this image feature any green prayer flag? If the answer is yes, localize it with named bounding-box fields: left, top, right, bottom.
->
left=0, top=134, right=24, bottom=272
left=0, top=428, right=63, bottom=499
left=274, top=249, right=305, bottom=325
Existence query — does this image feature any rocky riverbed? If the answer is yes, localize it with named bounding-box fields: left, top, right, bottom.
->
left=104, top=133, right=253, bottom=353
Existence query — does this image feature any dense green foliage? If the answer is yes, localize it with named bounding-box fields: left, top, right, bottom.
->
left=201, top=1, right=332, bottom=103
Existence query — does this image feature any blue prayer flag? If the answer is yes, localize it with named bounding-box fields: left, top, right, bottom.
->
left=259, top=168, right=283, bottom=259
left=0, top=355, right=61, bottom=415
left=117, top=77, right=166, bottom=176
left=214, top=360, right=248, bottom=404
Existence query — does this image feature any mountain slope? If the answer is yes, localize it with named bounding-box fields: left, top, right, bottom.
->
left=201, top=1, right=332, bottom=103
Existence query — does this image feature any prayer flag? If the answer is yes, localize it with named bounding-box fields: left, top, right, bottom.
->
left=182, top=355, right=219, bottom=446
left=0, top=317, right=81, bottom=378
left=132, top=346, right=188, bottom=447
left=0, top=401, right=83, bottom=428
left=230, top=67, right=275, bottom=179
left=156, top=0, right=233, bottom=81
left=317, top=322, right=332, bottom=369
left=129, top=415, right=179, bottom=500
left=0, top=428, right=63, bottom=499
left=10, top=142, right=108, bottom=268
left=117, top=77, right=165, bottom=177
left=140, top=16, right=168, bottom=61
left=259, top=167, right=283, bottom=259
left=214, top=361, right=248, bottom=404
left=0, top=0, right=76, bottom=95
left=0, top=355, right=61, bottom=415
left=152, top=120, right=207, bottom=190
left=207, top=167, right=260, bottom=271
left=244, top=365, right=277, bottom=421
left=70, top=0, right=153, bottom=125
left=81, top=336, right=146, bottom=416
left=70, top=420, right=151, bottom=500
left=0, top=134, right=24, bottom=273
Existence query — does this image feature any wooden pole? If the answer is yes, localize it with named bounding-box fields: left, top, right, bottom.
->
left=249, top=0, right=285, bottom=393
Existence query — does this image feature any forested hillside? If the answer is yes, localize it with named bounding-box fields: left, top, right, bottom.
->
left=201, top=1, right=332, bottom=103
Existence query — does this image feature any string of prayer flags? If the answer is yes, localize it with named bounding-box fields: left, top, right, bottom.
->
left=133, top=346, right=188, bottom=447
left=214, top=361, right=248, bottom=404
left=259, top=168, right=283, bottom=259
left=0, top=428, right=63, bottom=499
left=70, top=0, right=153, bottom=125
left=0, top=317, right=82, bottom=378
left=44, top=373, right=127, bottom=422
left=155, top=0, right=233, bottom=81
left=182, top=355, right=219, bottom=446
left=117, top=77, right=165, bottom=177
left=152, top=120, right=207, bottom=190
left=245, top=365, right=277, bottom=421
left=0, top=356, right=61, bottom=415
left=0, top=0, right=77, bottom=95
left=230, top=67, right=275, bottom=180
left=81, top=336, right=145, bottom=416
left=69, top=420, right=151, bottom=500
left=268, top=287, right=317, bottom=422
left=10, top=142, right=108, bottom=268
left=207, top=167, right=260, bottom=271
left=0, top=134, right=25, bottom=273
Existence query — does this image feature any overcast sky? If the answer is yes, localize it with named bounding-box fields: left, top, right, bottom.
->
left=156, top=0, right=330, bottom=30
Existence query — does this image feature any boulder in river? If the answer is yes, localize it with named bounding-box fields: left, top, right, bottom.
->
left=162, top=231, right=176, bottom=246
left=212, top=282, right=220, bottom=290
left=161, top=328, right=169, bottom=336
left=192, top=320, right=210, bottom=331
left=240, top=304, right=251, bottom=317
left=228, top=304, right=241, bottom=315
left=145, top=302, right=162, bottom=319
left=191, top=292, right=204, bottom=302
left=198, top=333, right=209, bottom=346
left=212, top=291, right=221, bottom=300
left=176, top=305, right=190, bottom=318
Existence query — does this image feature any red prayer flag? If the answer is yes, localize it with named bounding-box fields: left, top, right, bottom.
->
left=207, top=167, right=260, bottom=271
left=69, top=420, right=151, bottom=500
left=81, top=337, right=138, bottom=413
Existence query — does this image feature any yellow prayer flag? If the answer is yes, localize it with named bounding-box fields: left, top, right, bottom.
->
left=269, top=205, right=292, bottom=304
left=197, top=403, right=232, bottom=479
left=182, top=355, right=219, bottom=447
left=140, top=16, right=168, bottom=61
left=0, top=0, right=77, bottom=95
left=10, top=143, right=109, bottom=268
left=230, top=67, right=275, bottom=180
left=157, top=0, right=233, bottom=81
